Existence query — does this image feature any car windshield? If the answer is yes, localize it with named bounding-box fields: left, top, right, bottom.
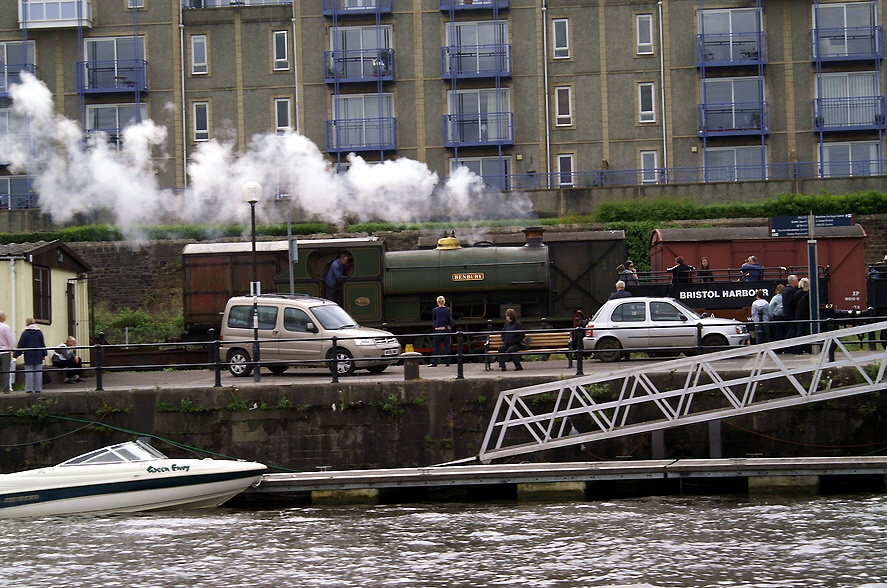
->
left=311, top=304, right=360, bottom=330
left=671, top=299, right=704, bottom=319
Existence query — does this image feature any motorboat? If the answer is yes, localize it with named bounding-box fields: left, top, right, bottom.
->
left=0, top=440, right=267, bottom=518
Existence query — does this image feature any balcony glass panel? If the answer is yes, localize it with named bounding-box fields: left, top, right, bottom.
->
left=812, top=26, right=883, bottom=61
left=182, top=0, right=292, bottom=6
left=814, top=96, right=886, bottom=131
left=77, top=59, right=148, bottom=93
left=698, top=102, right=768, bottom=136
left=439, top=0, right=509, bottom=11
left=19, top=0, right=92, bottom=28
left=441, top=44, right=511, bottom=79
left=321, top=0, right=392, bottom=16
left=442, top=112, right=514, bottom=147
left=698, top=8, right=764, bottom=67
left=324, top=49, right=394, bottom=82
left=325, top=117, right=396, bottom=152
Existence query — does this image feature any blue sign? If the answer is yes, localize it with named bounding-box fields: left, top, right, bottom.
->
left=769, top=214, right=853, bottom=237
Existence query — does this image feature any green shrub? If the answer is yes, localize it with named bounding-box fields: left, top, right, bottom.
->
left=93, top=303, right=184, bottom=344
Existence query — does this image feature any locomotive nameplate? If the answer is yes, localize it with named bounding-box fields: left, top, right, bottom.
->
left=452, top=273, right=485, bottom=281
left=354, top=297, right=371, bottom=307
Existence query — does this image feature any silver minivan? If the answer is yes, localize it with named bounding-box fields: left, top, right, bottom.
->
left=220, top=295, right=401, bottom=376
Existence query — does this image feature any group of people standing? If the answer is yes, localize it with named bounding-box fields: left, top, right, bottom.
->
left=428, top=298, right=526, bottom=371
left=0, top=311, right=84, bottom=393
left=751, top=274, right=812, bottom=349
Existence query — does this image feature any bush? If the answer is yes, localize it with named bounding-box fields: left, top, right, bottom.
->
left=93, top=303, right=184, bottom=345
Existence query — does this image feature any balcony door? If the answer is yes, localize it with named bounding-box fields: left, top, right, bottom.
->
left=84, top=37, right=145, bottom=89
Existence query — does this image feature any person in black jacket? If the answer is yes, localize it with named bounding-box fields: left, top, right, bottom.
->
left=667, top=256, right=695, bottom=284
left=780, top=274, right=800, bottom=342
left=498, top=308, right=525, bottom=371
left=13, top=318, right=47, bottom=393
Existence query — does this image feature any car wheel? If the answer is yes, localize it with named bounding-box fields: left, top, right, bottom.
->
left=329, top=349, right=356, bottom=376
left=700, top=334, right=728, bottom=352
left=595, top=339, right=623, bottom=363
left=268, top=365, right=288, bottom=375
left=366, top=365, right=388, bottom=374
left=226, top=348, right=253, bottom=377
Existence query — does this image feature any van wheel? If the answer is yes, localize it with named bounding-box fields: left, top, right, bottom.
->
left=329, top=349, right=356, bottom=376
left=227, top=348, right=253, bottom=377
left=268, top=365, right=288, bottom=375
left=367, top=365, right=388, bottom=374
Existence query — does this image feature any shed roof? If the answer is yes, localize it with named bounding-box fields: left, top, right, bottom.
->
left=0, top=240, right=92, bottom=273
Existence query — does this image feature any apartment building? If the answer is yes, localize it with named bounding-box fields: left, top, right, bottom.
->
left=0, top=0, right=885, bottom=208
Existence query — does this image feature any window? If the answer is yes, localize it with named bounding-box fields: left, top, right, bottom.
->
left=702, top=77, right=764, bottom=129
left=273, top=31, right=289, bottom=71
left=193, top=102, right=209, bottom=141
left=704, top=145, right=766, bottom=182
left=85, top=103, right=147, bottom=146
left=447, top=88, right=511, bottom=143
left=21, top=0, right=92, bottom=24
left=640, top=151, right=658, bottom=184
left=639, top=82, right=656, bottom=123
left=330, top=93, right=394, bottom=149
left=128, top=0, right=144, bottom=7
left=191, top=35, right=207, bottom=75
left=83, top=36, right=145, bottom=89
left=556, top=154, right=574, bottom=186
left=329, top=25, right=392, bottom=78
left=0, top=175, right=32, bottom=210
left=0, top=108, right=28, bottom=155
left=820, top=141, right=881, bottom=177
left=612, top=302, right=646, bottom=323
left=445, top=20, right=509, bottom=76
left=552, top=19, right=570, bottom=59
left=699, top=8, right=761, bottom=62
left=274, top=98, right=291, bottom=134
left=555, top=86, right=572, bottom=127
left=449, top=156, right=512, bottom=191
left=636, top=14, right=654, bottom=55
left=0, top=41, right=36, bottom=92
left=814, top=2, right=877, bottom=58
left=817, top=71, right=879, bottom=127
left=33, top=265, right=51, bottom=323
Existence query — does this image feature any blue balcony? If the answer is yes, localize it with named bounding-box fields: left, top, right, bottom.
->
left=813, top=96, right=887, bottom=132
left=697, top=102, right=769, bottom=136
left=321, top=0, right=391, bottom=17
left=326, top=117, right=397, bottom=152
left=0, top=64, right=38, bottom=97
left=0, top=192, right=38, bottom=210
left=76, top=60, right=148, bottom=94
left=439, top=0, right=508, bottom=11
left=324, top=49, right=394, bottom=83
left=441, top=44, right=511, bottom=79
left=812, top=26, right=883, bottom=62
left=697, top=33, right=767, bottom=67
left=182, top=0, right=292, bottom=6
left=84, top=128, right=127, bottom=149
left=442, top=112, right=514, bottom=147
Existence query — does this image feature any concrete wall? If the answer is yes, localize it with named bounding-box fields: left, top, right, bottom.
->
left=1, top=375, right=885, bottom=473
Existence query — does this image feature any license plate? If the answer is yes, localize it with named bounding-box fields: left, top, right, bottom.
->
left=384, top=349, right=399, bottom=356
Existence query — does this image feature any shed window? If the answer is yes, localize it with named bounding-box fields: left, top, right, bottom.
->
left=33, top=265, right=51, bottom=323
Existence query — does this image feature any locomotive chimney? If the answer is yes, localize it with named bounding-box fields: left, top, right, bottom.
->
left=436, top=230, right=462, bottom=250
left=523, top=227, right=545, bottom=247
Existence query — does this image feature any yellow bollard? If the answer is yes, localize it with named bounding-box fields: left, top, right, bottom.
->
left=405, top=343, right=414, bottom=353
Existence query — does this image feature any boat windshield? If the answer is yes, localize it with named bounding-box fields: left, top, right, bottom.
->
left=59, top=441, right=169, bottom=467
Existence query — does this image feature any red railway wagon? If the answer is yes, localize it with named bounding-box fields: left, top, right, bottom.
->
left=644, top=225, right=867, bottom=316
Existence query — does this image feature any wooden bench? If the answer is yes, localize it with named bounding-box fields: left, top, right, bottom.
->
left=484, top=331, right=577, bottom=370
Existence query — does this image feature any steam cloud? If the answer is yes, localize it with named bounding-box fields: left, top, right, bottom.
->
left=2, top=73, right=534, bottom=238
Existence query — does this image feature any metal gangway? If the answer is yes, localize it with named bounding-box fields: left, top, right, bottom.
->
left=478, top=320, right=887, bottom=463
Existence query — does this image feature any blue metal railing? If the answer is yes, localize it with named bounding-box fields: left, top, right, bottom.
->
left=323, top=48, right=394, bottom=83
left=812, top=26, right=884, bottom=61
left=697, top=101, right=769, bottom=136
left=182, top=0, right=292, bottom=7
left=0, top=64, right=38, bottom=96
left=442, top=112, right=514, bottom=147
left=813, top=96, right=887, bottom=132
left=696, top=32, right=767, bottom=67
left=440, top=43, right=511, bottom=79
left=438, top=0, right=509, bottom=11
left=76, top=59, right=148, bottom=94
left=321, top=0, right=392, bottom=16
left=325, top=117, right=397, bottom=152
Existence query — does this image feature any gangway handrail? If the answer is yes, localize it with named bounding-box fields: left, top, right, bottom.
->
left=477, top=320, right=887, bottom=463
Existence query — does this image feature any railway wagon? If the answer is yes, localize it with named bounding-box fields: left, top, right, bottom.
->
left=630, top=225, right=867, bottom=320
left=182, top=229, right=628, bottom=342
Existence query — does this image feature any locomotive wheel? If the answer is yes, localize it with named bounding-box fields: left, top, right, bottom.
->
left=366, top=365, right=388, bottom=374
left=227, top=348, right=254, bottom=377
left=329, top=349, right=356, bottom=376
left=595, top=339, right=623, bottom=363
left=700, top=334, right=728, bottom=352
left=268, top=365, right=288, bottom=375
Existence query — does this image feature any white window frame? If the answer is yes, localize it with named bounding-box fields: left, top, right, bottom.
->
left=555, top=86, right=573, bottom=127
left=704, top=145, right=767, bottom=182
left=191, top=35, right=208, bottom=75
left=0, top=41, right=35, bottom=92
left=640, top=150, right=659, bottom=184
left=128, top=0, right=145, bottom=8
left=273, top=31, right=289, bottom=71
left=449, top=156, right=512, bottom=191
left=552, top=18, right=570, bottom=59
left=636, top=14, right=654, bottom=55
left=19, top=0, right=93, bottom=26
left=819, top=141, right=881, bottom=177
left=193, top=101, right=210, bottom=142
left=274, top=98, right=291, bottom=134
left=556, top=154, right=574, bottom=186
left=639, top=82, right=656, bottom=123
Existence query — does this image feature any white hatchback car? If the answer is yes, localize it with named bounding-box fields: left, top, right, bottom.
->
left=220, top=295, right=401, bottom=376
left=582, top=296, right=750, bottom=362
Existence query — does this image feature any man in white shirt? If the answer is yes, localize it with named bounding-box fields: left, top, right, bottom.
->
left=0, top=312, right=16, bottom=393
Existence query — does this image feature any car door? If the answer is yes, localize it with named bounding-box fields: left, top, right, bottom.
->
left=255, top=304, right=282, bottom=361
left=278, top=307, right=324, bottom=363
left=648, top=300, right=696, bottom=349
left=607, top=300, right=649, bottom=350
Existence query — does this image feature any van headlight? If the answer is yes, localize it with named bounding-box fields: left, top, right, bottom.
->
left=355, top=338, right=376, bottom=346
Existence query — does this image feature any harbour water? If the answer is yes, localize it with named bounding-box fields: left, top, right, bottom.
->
left=1, top=495, right=886, bottom=587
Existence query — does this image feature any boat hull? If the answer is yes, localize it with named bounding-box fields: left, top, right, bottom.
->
left=0, top=459, right=266, bottom=519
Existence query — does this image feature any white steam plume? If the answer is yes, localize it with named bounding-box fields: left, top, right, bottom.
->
left=2, top=73, right=534, bottom=235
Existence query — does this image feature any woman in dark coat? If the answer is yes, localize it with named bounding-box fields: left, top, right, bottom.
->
left=498, top=308, right=525, bottom=371
left=13, top=317, right=47, bottom=393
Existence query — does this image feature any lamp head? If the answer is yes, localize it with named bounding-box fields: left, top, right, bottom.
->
left=242, top=181, right=262, bottom=204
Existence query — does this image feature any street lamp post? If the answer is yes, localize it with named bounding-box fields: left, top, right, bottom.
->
left=242, top=181, right=262, bottom=382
